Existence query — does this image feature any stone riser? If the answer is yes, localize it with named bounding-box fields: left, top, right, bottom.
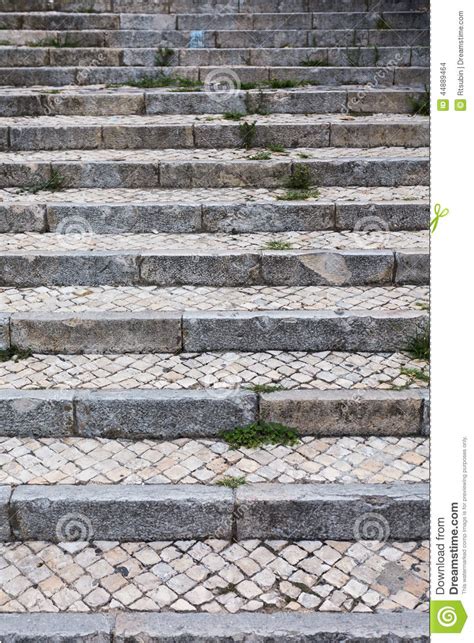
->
left=0, top=157, right=429, bottom=189
left=0, top=65, right=429, bottom=87
left=1, top=28, right=429, bottom=48
left=0, top=0, right=431, bottom=13
left=1, top=202, right=429, bottom=234
left=0, top=249, right=429, bottom=287
left=0, top=46, right=429, bottom=68
left=1, top=121, right=429, bottom=151
left=0, top=88, right=429, bottom=117
left=0, top=12, right=429, bottom=31
left=0, top=309, right=428, bottom=354
left=0, top=388, right=429, bottom=440
left=0, top=481, right=429, bottom=542
left=0, top=613, right=430, bottom=643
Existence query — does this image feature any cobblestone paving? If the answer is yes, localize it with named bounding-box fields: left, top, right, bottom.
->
left=0, top=351, right=429, bottom=391
left=0, top=146, right=428, bottom=162
left=0, top=436, right=429, bottom=486
left=0, top=231, right=428, bottom=252
left=0, top=539, right=429, bottom=613
left=0, top=185, right=429, bottom=205
left=0, top=285, right=429, bottom=313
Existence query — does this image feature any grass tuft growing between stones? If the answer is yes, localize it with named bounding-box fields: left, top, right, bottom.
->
left=245, top=383, right=284, bottom=393
left=410, top=88, right=430, bottom=116
left=216, top=476, right=247, bottom=489
left=23, top=169, right=67, bottom=195
left=108, top=76, right=202, bottom=90
left=277, top=164, right=320, bottom=200
left=400, top=367, right=430, bottom=384
left=267, top=144, right=286, bottom=153
left=239, top=121, right=257, bottom=149
left=277, top=188, right=320, bottom=201
left=406, top=329, right=430, bottom=361
left=220, top=421, right=300, bottom=449
left=155, top=47, right=175, bottom=67
left=0, top=345, right=33, bottom=363
left=249, top=151, right=272, bottom=160
left=300, top=58, right=328, bottom=67
left=223, top=111, right=245, bottom=120
left=264, top=240, right=293, bottom=250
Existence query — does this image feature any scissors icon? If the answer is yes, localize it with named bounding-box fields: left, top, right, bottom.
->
left=430, top=203, right=449, bottom=233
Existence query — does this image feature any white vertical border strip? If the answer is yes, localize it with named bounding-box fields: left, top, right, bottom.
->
left=431, top=0, right=472, bottom=637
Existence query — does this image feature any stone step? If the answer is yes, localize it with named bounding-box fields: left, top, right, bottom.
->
left=0, top=27, right=430, bottom=48
left=0, top=114, right=429, bottom=152
left=0, top=348, right=429, bottom=393
left=0, top=434, right=429, bottom=484
left=0, top=86, right=431, bottom=116
left=0, top=230, right=428, bottom=287
left=0, top=186, right=430, bottom=234
left=0, top=309, right=428, bottom=354
left=0, top=46, right=429, bottom=68
left=0, top=481, right=429, bottom=541
left=0, top=11, right=429, bottom=31
left=0, top=0, right=431, bottom=12
left=0, top=542, right=429, bottom=619
left=0, top=65, right=429, bottom=88
left=0, top=186, right=429, bottom=234
left=0, top=147, right=429, bottom=189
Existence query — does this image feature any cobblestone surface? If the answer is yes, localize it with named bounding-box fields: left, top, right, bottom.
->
left=0, top=285, right=429, bottom=313
left=0, top=435, right=429, bottom=486
left=0, top=351, right=429, bottom=391
left=0, top=539, right=429, bottom=613
left=0, top=231, right=428, bottom=252
left=0, top=147, right=428, bottom=162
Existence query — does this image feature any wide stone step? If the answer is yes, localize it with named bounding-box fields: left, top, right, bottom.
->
left=0, top=114, right=429, bottom=151
left=0, top=64, right=429, bottom=87
left=0, top=147, right=429, bottom=189
left=0, top=434, right=429, bottom=484
left=0, top=186, right=430, bottom=234
left=0, top=348, right=429, bottom=393
left=0, top=86, right=430, bottom=116
left=0, top=541, right=429, bottom=620
left=0, top=0, right=431, bottom=12
left=0, top=230, right=428, bottom=286
left=0, top=11, right=429, bottom=31
left=0, top=481, right=429, bottom=541
left=0, top=45, right=428, bottom=68
left=0, top=27, right=430, bottom=48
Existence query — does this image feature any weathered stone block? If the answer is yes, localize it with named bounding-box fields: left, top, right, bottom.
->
left=0, top=486, right=11, bottom=541
left=236, top=483, right=429, bottom=540
left=0, top=204, right=46, bottom=233
left=0, top=614, right=112, bottom=643
left=160, top=160, right=290, bottom=188
left=0, top=314, right=9, bottom=349
left=330, top=122, right=429, bottom=148
left=75, top=389, right=257, bottom=439
left=53, top=161, right=160, bottom=188
left=335, top=203, right=428, bottom=231
left=0, top=390, right=75, bottom=438
left=146, top=91, right=246, bottom=115
left=395, top=251, right=430, bottom=285
left=11, top=485, right=233, bottom=541
left=261, top=250, right=394, bottom=286
left=103, top=124, right=194, bottom=149
left=11, top=312, right=182, bottom=354
left=260, top=389, right=427, bottom=436
left=10, top=125, right=102, bottom=151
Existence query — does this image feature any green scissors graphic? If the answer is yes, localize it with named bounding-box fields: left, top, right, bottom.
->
left=430, top=203, right=449, bottom=233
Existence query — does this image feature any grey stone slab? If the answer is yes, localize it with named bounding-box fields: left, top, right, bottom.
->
left=49, top=48, right=120, bottom=68
left=75, top=389, right=257, bottom=439
left=395, top=251, right=430, bottom=285
left=0, top=486, right=12, bottom=541
left=0, top=68, right=76, bottom=87
left=40, top=92, right=145, bottom=117
left=0, top=94, right=45, bottom=117
left=202, top=202, right=335, bottom=233
left=330, top=122, right=429, bottom=148
left=347, top=89, right=423, bottom=114
left=115, top=612, right=429, bottom=642
left=0, top=613, right=112, bottom=642
left=10, top=125, right=102, bottom=151
left=53, top=161, right=160, bottom=189
left=303, top=158, right=429, bottom=187
left=394, top=67, right=430, bottom=86
left=261, top=250, right=394, bottom=286
left=140, top=251, right=261, bottom=286
left=102, top=124, right=194, bottom=149
left=261, top=389, right=427, bottom=437
left=367, top=29, right=429, bottom=47
left=246, top=89, right=347, bottom=114
left=236, top=482, right=429, bottom=540
left=0, top=253, right=140, bottom=287
left=0, top=162, right=50, bottom=189
left=183, top=310, right=428, bottom=352
left=11, top=484, right=233, bottom=541
left=0, top=48, right=50, bottom=68
left=335, top=202, right=429, bottom=231
left=196, top=123, right=330, bottom=149
left=21, top=13, right=119, bottom=30
left=270, top=66, right=395, bottom=87
left=420, top=389, right=430, bottom=436
left=0, top=313, right=9, bottom=350
left=311, top=29, right=369, bottom=47
left=216, top=30, right=308, bottom=48
left=120, top=14, right=176, bottom=30
left=146, top=90, right=247, bottom=115
left=161, top=159, right=290, bottom=188
left=0, top=390, right=75, bottom=438
left=0, top=204, right=46, bottom=233
left=10, top=312, right=182, bottom=354
left=47, top=203, right=201, bottom=234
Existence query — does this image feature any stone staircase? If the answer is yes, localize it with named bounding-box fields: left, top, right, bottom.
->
left=0, top=0, right=429, bottom=640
